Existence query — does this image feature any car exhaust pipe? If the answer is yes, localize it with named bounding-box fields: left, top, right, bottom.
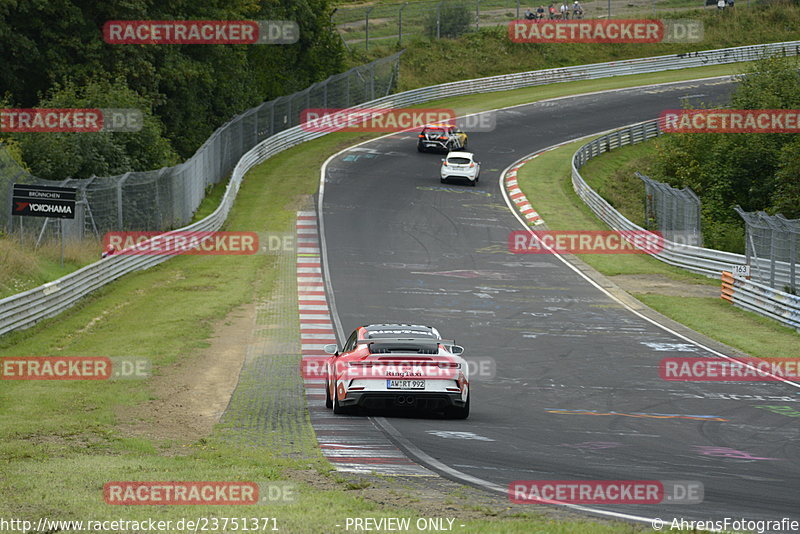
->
left=396, top=396, right=406, bottom=405
left=404, top=396, right=415, bottom=405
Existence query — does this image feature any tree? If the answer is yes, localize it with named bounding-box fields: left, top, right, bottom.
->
left=14, top=78, right=179, bottom=180
left=651, top=54, right=800, bottom=250
left=0, top=0, right=346, bottom=159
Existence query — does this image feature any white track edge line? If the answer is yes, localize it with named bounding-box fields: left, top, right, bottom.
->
left=314, top=76, right=780, bottom=527
left=498, top=139, right=800, bottom=389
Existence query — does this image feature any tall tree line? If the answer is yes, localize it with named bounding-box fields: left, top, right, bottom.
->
left=0, top=0, right=344, bottom=179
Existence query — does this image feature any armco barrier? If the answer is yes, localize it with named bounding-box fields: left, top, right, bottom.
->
left=1, top=40, right=799, bottom=337
left=572, top=122, right=800, bottom=331
left=720, top=272, right=800, bottom=331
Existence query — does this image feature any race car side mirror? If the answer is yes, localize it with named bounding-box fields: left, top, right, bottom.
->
left=451, top=345, right=465, bottom=355
left=323, top=344, right=339, bottom=355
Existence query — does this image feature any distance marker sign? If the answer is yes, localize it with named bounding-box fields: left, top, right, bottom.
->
left=12, top=183, right=77, bottom=219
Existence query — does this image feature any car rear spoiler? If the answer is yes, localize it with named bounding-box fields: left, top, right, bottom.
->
left=357, top=338, right=454, bottom=345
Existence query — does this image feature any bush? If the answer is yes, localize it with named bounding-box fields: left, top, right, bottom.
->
left=424, top=2, right=475, bottom=39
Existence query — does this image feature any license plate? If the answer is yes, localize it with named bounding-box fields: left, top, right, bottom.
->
left=424, top=142, right=436, bottom=146
left=387, top=379, right=425, bottom=390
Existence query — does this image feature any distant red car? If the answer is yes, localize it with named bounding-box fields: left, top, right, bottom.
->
left=323, top=324, right=470, bottom=419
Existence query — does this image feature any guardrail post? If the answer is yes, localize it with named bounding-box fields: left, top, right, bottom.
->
left=436, top=2, right=442, bottom=39
left=116, top=172, right=132, bottom=230
left=399, top=3, right=408, bottom=44
left=365, top=6, right=374, bottom=50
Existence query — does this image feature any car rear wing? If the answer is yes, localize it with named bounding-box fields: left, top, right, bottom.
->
left=357, top=338, right=454, bottom=345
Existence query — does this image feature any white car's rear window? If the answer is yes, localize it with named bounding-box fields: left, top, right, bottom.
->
left=447, top=157, right=471, bottom=164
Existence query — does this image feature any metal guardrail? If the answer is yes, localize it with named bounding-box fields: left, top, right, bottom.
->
left=572, top=121, right=800, bottom=332
left=2, top=40, right=799, bottom=337
left=722, top=272, right=800, bottom=331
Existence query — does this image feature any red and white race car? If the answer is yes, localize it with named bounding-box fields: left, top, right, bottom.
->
left=323, top=324, right=470, bottom=419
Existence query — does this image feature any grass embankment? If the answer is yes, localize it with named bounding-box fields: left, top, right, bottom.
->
left=347, top=4, right=800, bottom=88
left=514, top=139, right=800, bottom=359
left=0, top=238, right=98, bottom=299
left=337, top=0, right=753, bottom=50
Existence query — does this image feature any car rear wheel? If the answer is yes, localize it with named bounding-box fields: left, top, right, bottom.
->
left=325, top=379, right=333, bottom=409
left=445, top=395, right=470, bottom=419
left=333, top=386, right=350, bottom=414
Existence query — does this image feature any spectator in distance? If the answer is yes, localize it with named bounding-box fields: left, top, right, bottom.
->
left=572, top=0, right=583, bottom=18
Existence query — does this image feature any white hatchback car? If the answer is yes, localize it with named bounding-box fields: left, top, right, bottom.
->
left=441, top=151, right=480, bottom=186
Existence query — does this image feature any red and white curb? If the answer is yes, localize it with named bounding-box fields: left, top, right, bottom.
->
left=296, top=211, right=435, bottom=476
left=504, top=154, right=545, bottom=226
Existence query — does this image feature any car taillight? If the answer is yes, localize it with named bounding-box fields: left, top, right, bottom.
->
left=438, top=362, right=461, bottom=369
left=438, top=136, right=447, bottom=140
left=348, top=361, right=372, bottom=367
left=469, top=163, right=475, bottom=168
left=442, top=161, right=448, bottom=166
left=418, top=134, right=424, bottom=138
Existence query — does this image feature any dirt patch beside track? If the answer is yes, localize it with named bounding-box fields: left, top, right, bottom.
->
left=115, top=303, right=255, bottom=444
left=610, top=273, right=720, bottom=297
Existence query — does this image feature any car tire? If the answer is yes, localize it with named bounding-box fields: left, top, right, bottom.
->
left=325, top=378, right=333, bottom=409
left=417, top=144, right=425, bottom=153
left=333, top=386, right=350, bottom=415
left=446, top=395, right=470, bottom=419
left=470, top=179, right=476, bottom=187
left=440, top=178, right=446, bottom=183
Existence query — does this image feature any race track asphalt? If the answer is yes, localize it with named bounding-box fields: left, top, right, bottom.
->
left=319, top=78, right=800, bottom=528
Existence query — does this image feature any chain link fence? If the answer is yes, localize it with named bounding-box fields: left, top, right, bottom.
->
left=335, top=0, right=520, bottom=50
left=735, top=207, right=799, bottom=293
left=334, top=0, right=717, bottom=50
left=637, top=171, right=702, bottom=247
left=0, top=52, right=403, bottom=243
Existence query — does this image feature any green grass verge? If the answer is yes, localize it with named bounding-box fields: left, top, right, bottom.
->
left=634, top=294, right=800, bottom=358
left=515, top=138, right=800, bottom=359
